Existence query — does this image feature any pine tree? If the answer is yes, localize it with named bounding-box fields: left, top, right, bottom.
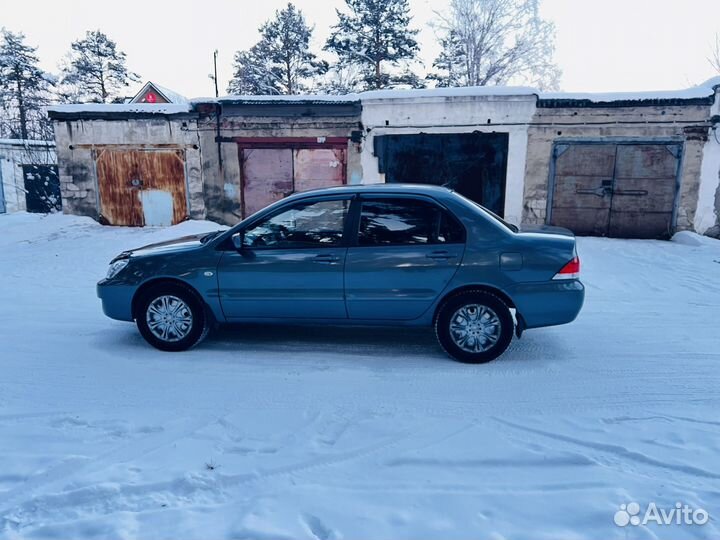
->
left=325, top=0, right=419, bottom=90
left=0, top=29, right=55, bottom=140
left=426, top=32, right=465, bottom=88
left=228, top=3, right=327, bottom=95
left=227, top=45, right=278, bottom=95
left=60, top=30, right=140, bottom=103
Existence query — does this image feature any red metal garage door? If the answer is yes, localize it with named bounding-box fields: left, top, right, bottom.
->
left=549, top=143, right=680, bottom=238
left=240, top=149, right=294, bottom=218
left=239, top=142, right=347, bottom=218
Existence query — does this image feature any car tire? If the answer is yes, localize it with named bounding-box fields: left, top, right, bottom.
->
left=136, top=284, right=208, bottom=352
left=435, top=290, right=514, bottom=363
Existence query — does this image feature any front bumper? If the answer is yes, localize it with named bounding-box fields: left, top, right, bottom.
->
left=97, top=279, right=136, bottom=322
left=509, top=279, right=585, bottom=329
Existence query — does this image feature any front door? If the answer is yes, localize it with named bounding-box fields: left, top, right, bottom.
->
left=345, top=196, right=465, bottom=320
left=218, top=197, right=351, bottom=319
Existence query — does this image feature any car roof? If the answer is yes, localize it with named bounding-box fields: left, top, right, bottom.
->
left=291, top=183, right=455, bottom=198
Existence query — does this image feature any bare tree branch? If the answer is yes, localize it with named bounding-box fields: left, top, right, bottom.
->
left=709, top=32, right=720, bottom=75
left=429, top=0, right=560, bottom=90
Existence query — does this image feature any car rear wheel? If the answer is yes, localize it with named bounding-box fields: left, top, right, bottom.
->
left=435, top=291, right=514, bottom=363
left=136, top=284, right=208, bottom=352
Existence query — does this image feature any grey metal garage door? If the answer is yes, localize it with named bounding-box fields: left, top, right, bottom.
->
left=549, top=142, right=681, bottom=238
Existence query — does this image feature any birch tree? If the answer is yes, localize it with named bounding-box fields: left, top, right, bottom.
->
left=429, top=0, right=560, bottom=90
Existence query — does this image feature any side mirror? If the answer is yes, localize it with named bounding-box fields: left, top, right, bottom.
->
left=231, top=232, right=245, bottom=251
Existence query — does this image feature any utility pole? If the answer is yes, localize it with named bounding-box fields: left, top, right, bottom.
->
left=209, top=49, right=219, bottom=97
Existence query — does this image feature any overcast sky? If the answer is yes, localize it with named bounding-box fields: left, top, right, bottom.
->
left=2, top=0, right=719, bottom=99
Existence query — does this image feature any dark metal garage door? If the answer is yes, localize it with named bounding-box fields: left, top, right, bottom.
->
left=549, top=142, right=681, bottom=238
left=23, top=164, right=61, bottom=213
left=373, top=133, right=509, bottom=217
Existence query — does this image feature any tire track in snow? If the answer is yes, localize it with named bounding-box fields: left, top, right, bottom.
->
left=2, top=420, right=480, bottom=533
left=493, top=418, right=720, bottom=481
left=0, top=411, right=227, bottom=520
left=1, top=430, right=413, bottom=533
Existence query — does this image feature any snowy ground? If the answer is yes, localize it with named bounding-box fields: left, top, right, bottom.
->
left=1, top=212, right=719, bottom=540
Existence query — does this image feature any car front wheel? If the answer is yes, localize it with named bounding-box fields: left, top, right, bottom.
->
left=435, top=291, right=514, bottom=363
left=136, top=284, right=208, bottom=352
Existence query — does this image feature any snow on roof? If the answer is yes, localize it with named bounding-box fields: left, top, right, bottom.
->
left=152, top=83, right=189, bottom=104
left=359, top=85, right=537, bottom=101
left=47, top=103, right=191, bottom=115
left=198, top=85, right=537, bottom=104
left=131, top=81, right=189, bottom=104
left=200, top=93, right=360, bottom=104
left=539, top=77, right=720, bottom=103
left=0, top=138, right=55, bottom=147
left=45, top=77, right=720, bottom=118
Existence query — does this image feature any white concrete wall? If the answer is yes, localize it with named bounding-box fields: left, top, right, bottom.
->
left=0, top=142, right=56, bottom=213
left=359, top=95, right=537, bottom=225
left=695, top=86, right=720, bottom=234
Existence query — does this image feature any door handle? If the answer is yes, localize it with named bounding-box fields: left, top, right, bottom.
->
left=312, top=254, right=340, bottom=264
left=613, top=189, right=649, bottom=197
left=426, top=250, right=455, bottom=261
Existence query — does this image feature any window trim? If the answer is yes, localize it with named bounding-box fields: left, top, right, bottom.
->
left=348, top=194, right=467, bottom=248
left=234, top=195, right=355, bottom=251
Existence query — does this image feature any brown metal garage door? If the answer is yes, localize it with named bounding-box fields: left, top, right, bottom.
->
left=239, top=146, right=346, bottom=217
left=549, top=143, right=681, bottom=238
left=96, top=148, right=188, bottom=227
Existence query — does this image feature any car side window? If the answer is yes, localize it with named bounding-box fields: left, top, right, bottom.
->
left=358, top=198, right=465, bottom=246
left=243, top=199, right=350, bottom=249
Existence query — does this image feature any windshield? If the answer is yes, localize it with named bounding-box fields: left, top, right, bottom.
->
left=200, top=230, right=224, bottom=244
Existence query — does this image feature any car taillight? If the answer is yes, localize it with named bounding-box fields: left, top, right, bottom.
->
left=553, top=256, right=580, bottom=280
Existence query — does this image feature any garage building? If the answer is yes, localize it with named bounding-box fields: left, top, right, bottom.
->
left=0, top=139, right=58, bottom=214
left=48, top=79, right=720, bottom=238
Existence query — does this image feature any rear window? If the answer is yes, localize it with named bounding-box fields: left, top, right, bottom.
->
left=358, top=198, right=465, bottom=246
left=453, top=192, right=518, bottom=233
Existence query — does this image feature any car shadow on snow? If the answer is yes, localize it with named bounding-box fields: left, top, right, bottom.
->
left=95, top=322, right=571, bottom=368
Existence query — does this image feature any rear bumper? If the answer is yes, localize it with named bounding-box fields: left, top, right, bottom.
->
left=97, top=280, right=136, bottom=322
left=509, top=279, right=584, bottom=329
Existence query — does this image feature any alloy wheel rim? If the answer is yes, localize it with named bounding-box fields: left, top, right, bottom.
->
left=146, top=295, right=193, bottom=342
left=449, top=304, right=501, bottom=353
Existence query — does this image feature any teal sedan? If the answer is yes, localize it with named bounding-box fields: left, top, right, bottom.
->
left=98, top=184, right=584, bottom=363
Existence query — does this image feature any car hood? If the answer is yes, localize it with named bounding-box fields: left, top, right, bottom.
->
left=112, top=232, right=215, bottom=261
left=518, top=224, right=575, bottom=237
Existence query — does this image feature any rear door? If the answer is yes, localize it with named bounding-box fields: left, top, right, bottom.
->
left=344, top=196, right=465, bottom=320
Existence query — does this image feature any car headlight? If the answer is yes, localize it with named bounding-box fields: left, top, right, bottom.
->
left=106, top=258, right=130, bottom=279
